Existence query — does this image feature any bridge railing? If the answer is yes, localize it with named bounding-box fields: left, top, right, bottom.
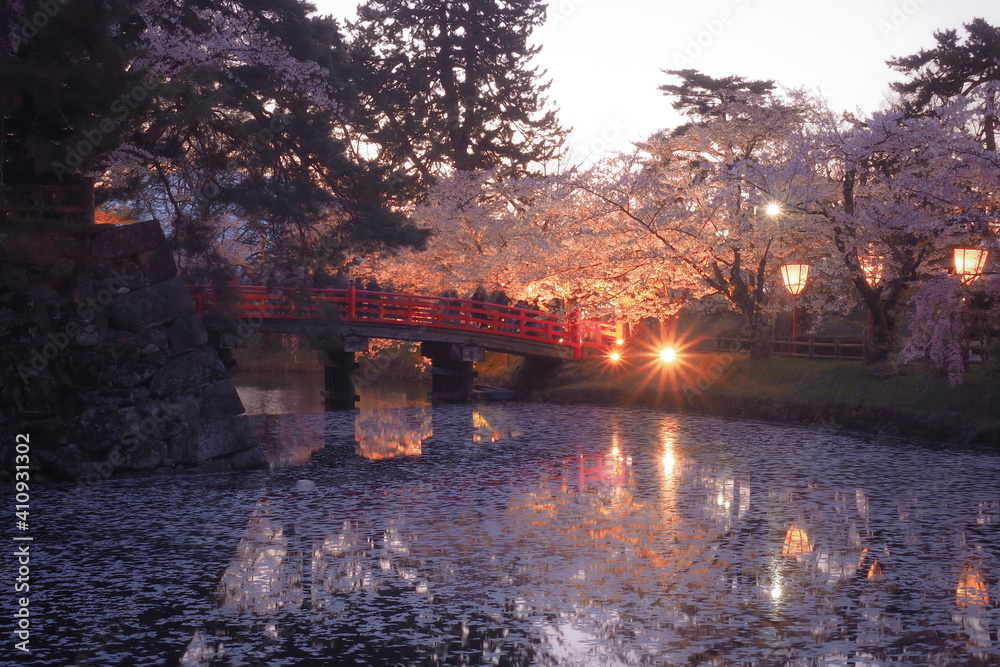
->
left=189, top=285, right=624, bottom=358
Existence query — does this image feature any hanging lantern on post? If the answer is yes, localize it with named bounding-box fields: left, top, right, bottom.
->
left=781, top=263, right=809, bottom=343
left=860, top=256, right=883, bottom=288
left=954, top=248, right=989, bottom=286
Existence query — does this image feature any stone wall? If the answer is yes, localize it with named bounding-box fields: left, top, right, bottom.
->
left=0, top=220, right=265, bottom=482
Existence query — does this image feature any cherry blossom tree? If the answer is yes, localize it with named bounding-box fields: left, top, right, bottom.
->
left=551, top=74, right=819, bottom=358
left=768, top=96, right=1000, bottom=365
left=900, top=274, right=1000, bottom=385
left=357, top=168, right=559, bottom=296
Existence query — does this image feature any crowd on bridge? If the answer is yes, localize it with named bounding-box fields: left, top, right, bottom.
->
left=262, top=270, right=572, bottom=319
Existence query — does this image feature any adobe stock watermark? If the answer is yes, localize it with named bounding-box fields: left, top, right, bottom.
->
left=192, top=112, right=295, bottom=205
left=352, top=337, right=428, bottom=392
left=76, top=308, right=265, bottom=487
left=17, top=0, right=71, bottom=42
left=548, top=0, right=588, bottom=27
left=578, top=116, right=629, bottom=164
left=226, top=312, right=265, bottom=349
left=877, top=0, right=933, bottom=40
left=669, top=0, right=753, bottom=69
left=17, top=264, right=144, bottom=384
left=678, top=347, right=742, bottom=406
left=51, top=77, right=159, bottom=182
left=75, top=401, right=175, bottom=488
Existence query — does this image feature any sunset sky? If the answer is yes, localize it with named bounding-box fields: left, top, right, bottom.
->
left=313, top=0, right=1000, bottom=165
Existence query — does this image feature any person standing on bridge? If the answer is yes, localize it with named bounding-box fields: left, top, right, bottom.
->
left=471, top=286, right=490, bottom=328
left=439, top=289, right=462, bottom=325
left=491, top=290, right=515, bottom=332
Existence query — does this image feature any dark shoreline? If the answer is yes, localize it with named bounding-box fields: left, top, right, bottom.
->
left=521, top=354, right=1000, bottom=450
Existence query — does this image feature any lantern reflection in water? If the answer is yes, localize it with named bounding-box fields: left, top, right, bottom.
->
left=856, top=546, right=884, bottom=579
left=956, top=566, right=991, bottom=608
left=782, top=524, right=811, bottom=557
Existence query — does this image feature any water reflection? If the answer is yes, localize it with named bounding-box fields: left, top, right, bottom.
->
left=180, top=401, right=1000, bottom=665
left=32, top=377, right=998, bottom=666
left=355, top=402, right=431, bottom=459
left=251, top=413, right=326, bottom=467
left=473, top=406, right=525, bottom=444
left=782, top=524, right=811, bottom=558
left=957, top=565, right=991, bottom=608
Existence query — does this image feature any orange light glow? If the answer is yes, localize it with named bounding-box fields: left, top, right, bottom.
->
left=780, top=263, right=810, bottom=296
left=954, top=248, right=989, bottom=285
left=355, top=400, right=430, bottom=460
left=616, top=338, right=624, bottom=346
left=782, top=525, right=811, bottom=557
left=860, top=255, right=883, bottom=287
left=609, top=351, right=621, bottom=361
left=956, top=566, right=990, bottom=607
left=659, top=348, right=677, bottom=363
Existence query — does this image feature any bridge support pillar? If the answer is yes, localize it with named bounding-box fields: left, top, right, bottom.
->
left=421, top=342, right=479, bottom=403
left=319, top=349, right=359, bottom=409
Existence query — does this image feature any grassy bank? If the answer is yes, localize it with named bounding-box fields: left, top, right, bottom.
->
left=528, top=352, right=1000, bottom=448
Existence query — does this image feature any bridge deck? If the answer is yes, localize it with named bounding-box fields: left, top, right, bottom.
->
left=190, top=286, right=624, bottom=360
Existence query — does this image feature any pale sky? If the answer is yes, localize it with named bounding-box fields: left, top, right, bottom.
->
left=312, top=0, right=1000, bottom=165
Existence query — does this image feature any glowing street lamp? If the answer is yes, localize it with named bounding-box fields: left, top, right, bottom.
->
left=780, top=263, right=810, bottom=341
left=765, top=202, right=782, bottom=218
left=659, top=347, right=677, bottom=363
left=954, top=248, right=989, bottom=286
left=860, top=255, right=883, bottom=287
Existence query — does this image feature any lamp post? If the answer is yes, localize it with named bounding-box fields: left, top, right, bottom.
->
left=954, top=248, right=989, bottom=285
left=953, top=248, right=989, bottom=368
left=780, top=263, right=809, bottom=345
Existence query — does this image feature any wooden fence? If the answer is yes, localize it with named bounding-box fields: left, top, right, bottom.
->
left=694, top=335, right=866, bottom=360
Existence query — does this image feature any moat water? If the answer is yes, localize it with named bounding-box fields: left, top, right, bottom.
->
left=26, top=373, right=1000, bottom=665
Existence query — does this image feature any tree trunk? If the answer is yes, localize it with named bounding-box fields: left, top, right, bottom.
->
left=747, top=309, right=771, bottom=359
left=863, top=296, right=897, bottom=365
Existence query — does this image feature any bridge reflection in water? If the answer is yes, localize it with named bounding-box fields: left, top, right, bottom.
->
left=182, top=399, right=999, bottom=665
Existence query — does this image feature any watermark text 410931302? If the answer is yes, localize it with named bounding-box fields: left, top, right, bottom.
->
left=12, top=433, right=33, bottom=654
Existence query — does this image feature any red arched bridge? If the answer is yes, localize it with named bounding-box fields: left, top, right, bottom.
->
left=189, top=285, right=627, bottom=404
left=189, top=285, right=625, bottom=361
